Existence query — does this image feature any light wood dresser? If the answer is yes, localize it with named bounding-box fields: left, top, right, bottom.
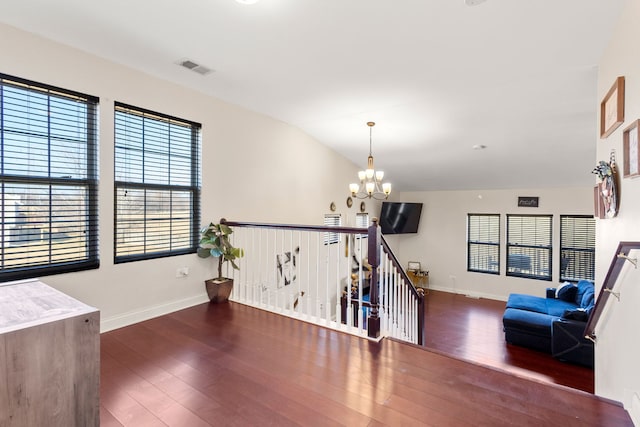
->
left=0, top=279, right=100, bottom=426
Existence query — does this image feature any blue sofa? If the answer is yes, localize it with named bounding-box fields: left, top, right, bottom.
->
left=502, top=280, right=595, bottom=368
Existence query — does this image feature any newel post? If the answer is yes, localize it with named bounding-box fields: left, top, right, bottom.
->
left=367, top=218, right=381, bottom=339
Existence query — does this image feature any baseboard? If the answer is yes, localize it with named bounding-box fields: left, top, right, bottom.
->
left=100, top=294, right=209, bottom=333
left=427, top=284, right=508, bottom=302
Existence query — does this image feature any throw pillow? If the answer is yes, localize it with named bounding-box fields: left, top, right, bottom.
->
left=562, top=308, right=589, bottom=322
left=556, top=282, right=578, bottom=302
left=574, top=280, right=594, bottom=305
left=581, top=288, right=595, bottom=308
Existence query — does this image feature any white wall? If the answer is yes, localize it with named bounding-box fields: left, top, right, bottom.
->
left=595, top=0, right=640, bottom=415
left=0, top=23, right=360, bottom=331
left=390, top=187, right=593, bottom=301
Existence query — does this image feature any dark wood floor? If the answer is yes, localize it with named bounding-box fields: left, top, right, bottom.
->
left=422, top=290, right=594, bottom=393
left=100, top=292, right=631, bottom=426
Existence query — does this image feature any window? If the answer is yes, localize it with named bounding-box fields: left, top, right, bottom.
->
left=355, top=212, right=369, bottom=228
left=114, top=103, right=201, bottom=262
left=0, top=74, right=99, bottom=281
left=560, top=215, right=595, bottom=282
left=323, top=213, right=341, bottom=245
left=467, top=214, right=500, bottom=274
left=507, top=214, right=552, bottom=280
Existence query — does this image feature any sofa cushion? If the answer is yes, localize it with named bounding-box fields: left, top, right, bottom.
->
left=506, top=293, right=548, bottom=313
left=580, top=288, right=595, bottom=308
left=574, top=280, right=594, bottom=306
left=503, top=308, right=554, bottom=336
left=556, top=282, right=578, bottom=302
left=506, top=293, right=576, bottom=317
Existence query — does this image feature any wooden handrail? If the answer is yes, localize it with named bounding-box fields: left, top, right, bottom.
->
left=221, top=219, right=367, bottom=235
left=584, top=241, right=640, bottom=341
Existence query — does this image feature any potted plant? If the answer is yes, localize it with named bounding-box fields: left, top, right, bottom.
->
left=197, top=221, right=244, bottom=303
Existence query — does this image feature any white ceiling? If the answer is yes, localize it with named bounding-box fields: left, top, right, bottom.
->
left=0, top=0, right=627, bottom=191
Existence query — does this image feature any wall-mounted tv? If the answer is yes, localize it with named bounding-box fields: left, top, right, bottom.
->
left=379, top=202, right=423, bottom=235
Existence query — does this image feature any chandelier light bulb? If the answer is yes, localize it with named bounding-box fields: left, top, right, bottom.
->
left=383, top=182, right=392, bottom=195
left=376, top=170, right=384, bottom=181
left=366, top=168, right=374, bottom=179
left=358, top=170, right=366, bottom=181
left=349, top=183, right=359, bottom=194
left=366, top=182, right=375, bottom=195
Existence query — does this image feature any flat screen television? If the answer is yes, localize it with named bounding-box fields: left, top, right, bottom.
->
left=379, top=202, right=423, bottom=234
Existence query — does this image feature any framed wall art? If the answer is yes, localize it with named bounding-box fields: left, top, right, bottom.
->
left=623, top=119, right=640, bottom=178
left=600, top=76, right=625, bottom=139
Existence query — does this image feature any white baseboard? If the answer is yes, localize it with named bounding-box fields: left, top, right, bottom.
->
left=100, top=294, right=209, bottom=333
left=427, top=284, right=508, bottom=302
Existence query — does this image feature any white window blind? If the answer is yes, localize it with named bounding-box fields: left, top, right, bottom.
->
left=467, top=214, right=500, bottom=274
left=560, top=215, right=595, bottom=282
left=324, top=213, right=341, bottom=245
left=507, top=214, right=552, bottom=281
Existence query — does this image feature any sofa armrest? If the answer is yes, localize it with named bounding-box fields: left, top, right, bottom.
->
left=546, top=288, right=557, bottom=299
left=553, top=318, right=587, bottom=338
left=551, top=318, right=593, bottom=368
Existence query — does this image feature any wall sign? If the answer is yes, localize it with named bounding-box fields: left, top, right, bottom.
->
left=518, top=196, right=539, bottom=208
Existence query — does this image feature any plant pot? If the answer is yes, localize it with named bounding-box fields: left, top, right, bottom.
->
left=205, top=278, right=234, bottom=303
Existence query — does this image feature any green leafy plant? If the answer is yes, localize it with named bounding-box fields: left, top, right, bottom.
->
left=197, top=222, right=244, bottom=278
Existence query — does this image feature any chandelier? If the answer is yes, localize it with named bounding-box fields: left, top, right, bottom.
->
left=349, top=122, right=391, bottom=200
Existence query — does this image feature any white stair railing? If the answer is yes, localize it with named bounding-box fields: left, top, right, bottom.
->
left=220, top=219, right=424, bottom=344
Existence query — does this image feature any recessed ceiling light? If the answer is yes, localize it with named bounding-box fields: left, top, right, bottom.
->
left=235, top=0, right=259, bottom=4
left=465, top=0, right=487, bottom=6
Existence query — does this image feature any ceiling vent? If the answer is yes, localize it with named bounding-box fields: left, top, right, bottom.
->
left=176, top=59, right=214, bottom=76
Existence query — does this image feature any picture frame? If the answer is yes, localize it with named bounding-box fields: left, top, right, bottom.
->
left=622, top=119, right=640, bottom=179
left=593, top=186, right=605, bottom=219
left=600, top=76, right=625, bottom=139
left=517, top=196, right=539, bottom=208
left=407, top=261, right=421, bottom=272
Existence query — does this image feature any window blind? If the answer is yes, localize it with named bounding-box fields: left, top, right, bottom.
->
left=324, top=213, right=341, bottom=245
left=507, top=214, right=552, bottom=280
left=467, top=214, right=500, bottom=274
left=560, top=215, right=595, bottom=282
left=114, top=102, right=201, bottom=262
left=0, top=73, right=99, bottom=280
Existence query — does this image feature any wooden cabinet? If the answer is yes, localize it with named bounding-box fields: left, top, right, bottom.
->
left=407, top=270, right=429, bottom=290
left=0, top=279, right=100, bottom=427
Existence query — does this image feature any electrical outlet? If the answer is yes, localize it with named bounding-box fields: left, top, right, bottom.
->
left=176, top=267, right=189, bottom=278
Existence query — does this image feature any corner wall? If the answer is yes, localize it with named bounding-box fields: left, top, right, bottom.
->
left=390, top=187, right=593, bottom=301
left=0, top=23, right=360, bottom=332
left=595, top=0, right=640, bottom=414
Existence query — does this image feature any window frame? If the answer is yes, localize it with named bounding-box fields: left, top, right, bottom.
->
left=506, top=214, right=552, bottom=281
left=467, top=213, right=500, bottom=275
left=0, top=73, right=99, bottom=281
left=113, top=102, right=201, bottom=263
left=559, top=215, right=595, bottom=282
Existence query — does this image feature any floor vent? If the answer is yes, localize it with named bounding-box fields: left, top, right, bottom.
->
left=176, top=59, right=214, bottom=76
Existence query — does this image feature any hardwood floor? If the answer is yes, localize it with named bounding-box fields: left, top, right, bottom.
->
left=100, top=295, right=631, bottom=426
left=422, top=290, right=594, bottom=393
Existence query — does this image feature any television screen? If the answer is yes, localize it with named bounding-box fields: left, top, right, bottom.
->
left=379, top=202, right=423, bottom=234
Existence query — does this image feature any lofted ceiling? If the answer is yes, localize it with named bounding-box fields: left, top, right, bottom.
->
left=0, top=0, right=627, bottom=191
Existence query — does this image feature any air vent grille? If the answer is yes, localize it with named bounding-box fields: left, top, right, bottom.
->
left=176, top=59, right=214, bottom=76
